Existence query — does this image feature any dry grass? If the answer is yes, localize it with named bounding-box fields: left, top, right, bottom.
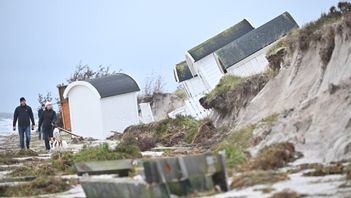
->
left=247, top=142, right=296, bottom=170
left=254, top=187, right=276, bottom=194
left=173, top=88, right=187, bottom=99
left=231, top=170, right=288, bottom=189
left=303, top=162, right=345, bottom=177
left=8, top=163, right=55, bottom=177
left=270, top=189, right=302, bottom=198
left=0, top=176, right=78, bottom=197
left=14, top=149, right=39, bottom=157
left=319, top=27, right=336, bottom=66
left=287, top=163, right=323, bottom=174
left=0, top=155, right=19, bottom=165
left=123, top=115, right=203, bottom=151
left=266, top=39, right=288, bottom=58
left=51, top=151, right=76, bottom=174
left=269, top=2, right=351, bottom=61
left=73, top=142, right=142, bottom=163
left=205, top=75, right=242, bottom=102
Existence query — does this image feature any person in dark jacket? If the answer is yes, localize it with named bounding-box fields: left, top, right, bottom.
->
left=38, top=101, right=56, bottom=150
left=37, top=104, right=45, bottom=140
left=13, top=97, right=35, bottom=149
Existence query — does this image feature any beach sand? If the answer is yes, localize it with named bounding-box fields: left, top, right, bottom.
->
left=0, top=131, right=86, bottom=197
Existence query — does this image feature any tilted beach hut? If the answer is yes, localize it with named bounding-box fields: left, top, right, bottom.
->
left=185, top=19, right=254, bottom=91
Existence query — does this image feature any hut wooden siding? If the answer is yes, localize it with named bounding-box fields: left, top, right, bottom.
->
left=58, top=85, right=71, bottom=129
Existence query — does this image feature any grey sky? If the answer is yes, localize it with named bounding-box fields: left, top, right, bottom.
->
left=0, top=0, right=340, bottom=112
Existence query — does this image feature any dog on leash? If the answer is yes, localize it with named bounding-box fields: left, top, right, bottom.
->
left=49, top=128, right=67, bottom=150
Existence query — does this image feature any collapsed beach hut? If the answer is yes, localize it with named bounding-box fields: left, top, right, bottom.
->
left=216, top=12, right=298, bottom=76
left=63, top=73, right=140, bottom=139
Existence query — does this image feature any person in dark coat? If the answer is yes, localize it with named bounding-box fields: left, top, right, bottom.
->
left=13, top=97, right=35, bottom=149
left=38, top=101, right=57, bottom=150
left=37, top=104, right=45, bottom=140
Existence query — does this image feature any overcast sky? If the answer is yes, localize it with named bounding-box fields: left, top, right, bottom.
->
left=0, top=0, right=340, bottom=112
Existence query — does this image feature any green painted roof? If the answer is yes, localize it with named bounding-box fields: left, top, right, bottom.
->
left=216, top=12, right=299, bottom=69
left=174, top=61, right=193, bottom=82
left=188, top=19, right=254, bottom=62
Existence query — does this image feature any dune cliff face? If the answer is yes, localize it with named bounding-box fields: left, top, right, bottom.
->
left=205, top=17, right=351, bottom=163
left=139, top=93, right=185, bottom=121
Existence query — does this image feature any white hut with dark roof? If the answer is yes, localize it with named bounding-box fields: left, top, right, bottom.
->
left=216, top=12, right=298, bottom=76
left=173, top=12, right=298, bottom=119
left=173, top=61, right=209, bottom=119
left=63, top=73, right=140, bottom=139
left=185, top=19, right=254, bottom=91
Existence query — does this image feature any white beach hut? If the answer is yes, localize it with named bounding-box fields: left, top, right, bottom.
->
left=63, top=73, right=140, bottom=139
left=185, top=19, right=254, bottom=91
left=173, top=61, right=209, bottom=119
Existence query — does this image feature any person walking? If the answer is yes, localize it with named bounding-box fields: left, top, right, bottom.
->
left=37, top=104, right=45, bottom=140
left=38, top=101, right=56, bottom=151
left=13, top=97, right=35, bottom=149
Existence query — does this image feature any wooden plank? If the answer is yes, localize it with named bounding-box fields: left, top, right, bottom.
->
left=75, top=160, right=133, bottom=176
left=57, top=127, right=83, bottom=138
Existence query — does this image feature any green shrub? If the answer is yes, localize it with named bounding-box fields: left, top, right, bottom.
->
left=218, top=124, right=256, bottom=151
left=221, top=145, right=247, bottom=169
left=217, top=124, right=255, bottom=168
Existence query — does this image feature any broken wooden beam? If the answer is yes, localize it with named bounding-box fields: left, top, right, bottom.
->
left=56, top=127, right=83, bottom=139
left=75, top=160, right=133, bottom=176
left=143, top=153, right=230, bottom=196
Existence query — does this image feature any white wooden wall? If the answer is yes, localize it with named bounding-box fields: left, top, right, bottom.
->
left=194, top=54, right=224, bottom=90
left=67, top=85, right=104, bottom=139
left=226, top=42, right=278, bottom=76
left=182, top=76, right=207, bottom=98
left=100, top=92, right=139, bottom=136
left=176, top=76, right=209, bottom=119
left=140, top=102, right=154, bottom=124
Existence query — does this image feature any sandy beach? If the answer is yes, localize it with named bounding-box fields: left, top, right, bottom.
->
left=0, top=130, right=87, bottom=197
